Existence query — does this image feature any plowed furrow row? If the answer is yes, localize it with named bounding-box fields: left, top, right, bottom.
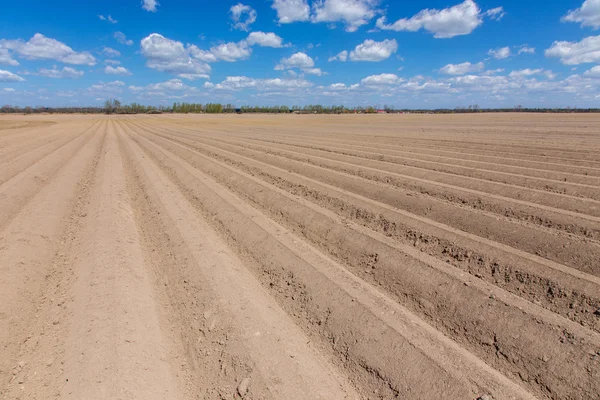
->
left=124, top=124, right=538, bottom=400
left=132, top=120, right=600, bottom=221
left=0, top=126, right=105, bottom=394
left=0, top=121, right=100, bottom=185
left=141, top=127, right=600, bottom=330
left=132, top=121, right=600, bottom=243
left=206, top=135, right=600, bottom=213
left=119, top=123, right=360, bottom=399
left=150, top=123, right=600, bottom=176
left=245, top=136, right=600, bottom=187
left=148, top=119, right=600, bottom=165
left=0, top=121, right=101, bottom=232
left=128, top=123, right=600, bottom=400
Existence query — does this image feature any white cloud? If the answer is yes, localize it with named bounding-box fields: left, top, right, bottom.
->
left=188, top=46, right=219, bottom=63
left=246, top=32, right=284, bottom=48
left=488, top=46, right=511, bottom=59
left=584, top=65, right=600, bottom=77
left=484, top=7, right=505, bottom=21
left=105, top=59, right=121, bottom=65
left=328, top=50, right=348, bottom=62
left=3, top=87, right=15, bottom=92
left=98, top=15, right=118, bottom=24
left=0, top=48, right=18, bottom=66
left=439, top=61, right=484, bottom=75
left=349, top=39, right=397, bottom=61
left=518, top=45, right=536, bottom=55
left=562, top=0, right=600, bottom=29
left=37, top=66, right=84, bottom=78
left=583, top=65, right=600, bottom=78
left=133, top=79, right=191, bottom=92
left=230, top=3, right=257, bottom=31
left=328, top=83, right=347, bottom=90
left=545, top=35, right=600, bottom=64
left=0, top=33, right=96, bottom=65
left=209, top=42, right=251, bottom=62
left=508, top=69, right=545, bottom=78
left=114, top=32, right=133, bottom=46
left=102, top=47, right=120, bottom=57
left=105, top=66, right=132, bottom=76
left=361, top=73, right=402, bottom=85
left=304, top=68, right=323, bottom=76
left=142, top=0, right=159, bottom=12
left=276, top=52, right=315, bottom=69
left=376, top=0, right=502, bottom=39
left=272, top=0, right=310, bottom=23
left=0, top=70, right=25, bottom=82
left=311, top=0, right=379, bottom=32
left=86, top=80, right=125, bottom=97
left=141, top=33, right=211, bottom=79
left=209, top=75, right=313, bottom=91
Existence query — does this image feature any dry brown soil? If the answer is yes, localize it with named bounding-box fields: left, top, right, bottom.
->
left=1, top=113, right=599, bottom=399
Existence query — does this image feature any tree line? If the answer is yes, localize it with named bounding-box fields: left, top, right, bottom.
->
left=1, top=101, right=599, bottom=115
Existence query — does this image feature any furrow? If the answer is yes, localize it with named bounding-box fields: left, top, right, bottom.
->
left=0, top=120, right=102, bottom=233
left=142, top=127, right=600, bottom=330
left=129, top=123, right=600, bottom=400
left=124, top=122, right=538, bottom=400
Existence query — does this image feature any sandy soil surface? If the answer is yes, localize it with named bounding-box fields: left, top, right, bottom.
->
left=1, top=113, right=599, bottom=399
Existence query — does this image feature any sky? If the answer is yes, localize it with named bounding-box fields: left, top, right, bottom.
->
left=1, top=0, right=600, bottom=109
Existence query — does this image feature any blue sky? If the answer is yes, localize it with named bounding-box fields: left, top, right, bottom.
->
left=1, top=0, right=600, bottom=108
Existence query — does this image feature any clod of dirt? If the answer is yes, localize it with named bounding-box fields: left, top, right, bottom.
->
left=477, top=395, right=494, bottom=400
left=237, top=377, right=250, bottom=397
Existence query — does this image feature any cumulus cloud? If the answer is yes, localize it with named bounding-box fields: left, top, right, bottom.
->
left=562, top=0, right=600, bottom=29
left=545, top=35, right=600, bottom=64
left=104, top=59, right=121, bottom=65
left=439, top=61, right=484, bottom=75
left=209, top=42, right=251, bottom=62
left=105, top=66, right=132, bottom=75
left=272, top=0, right=310, bottom=23
left=0, top=48, right=18, bottom=66
left=102, top=47, right=121, bottom=57
left=361, top=73, right=402, bottom=85
left=276, top=52, right=315, bottom=69
left=328, top=50, right=348, bottom=62
left=488, top=46, right=511, bottom=59
left=303, top=67, right=324, bottom=76
left=0, top=33, right=96, bottom=65
left=114, top=32, right=133, bottom=46
left=230, top=3, right=257, bottom=31
left=349, top=39, right=397, bottom=61
left=141, top=33, right=211, bottom=79
left=376, top=0, right=502, bottom=39
left=583, top=65, right=600, bottom=77
left=0, top=69, right=25, bottom=82
left=311, top=0, right=379, bottom=32
left=208, top=75, right=313, bottom=91
left=130, top=79, right=193, bottom=94
left=37, top=66, right=84, bottom=78
left=246, top=32, right=284, bottom=48
left=86, top=80, right=125, bottom=97
left=142, top=0, right=159, bottom=12
left=508, top=69, right=545, bottom=78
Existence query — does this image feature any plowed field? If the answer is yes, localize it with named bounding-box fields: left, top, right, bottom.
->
left=1, top=113, right=599, bottom=399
